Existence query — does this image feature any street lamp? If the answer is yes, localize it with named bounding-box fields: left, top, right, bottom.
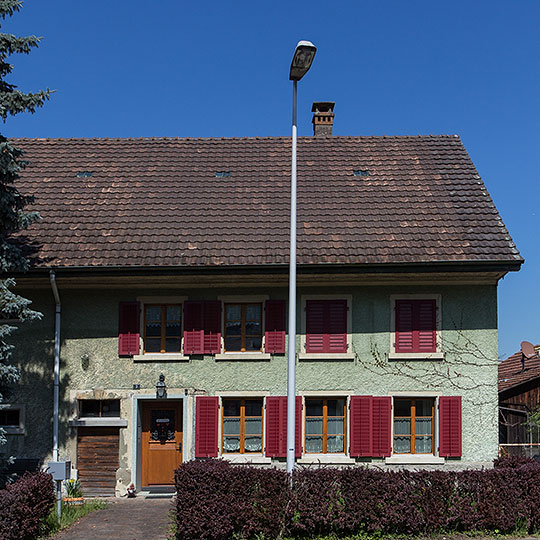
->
left=287, top=40, right=316, bottom=475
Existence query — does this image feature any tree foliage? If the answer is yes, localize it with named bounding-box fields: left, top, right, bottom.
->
left=0, top=0, right=49, bottom=449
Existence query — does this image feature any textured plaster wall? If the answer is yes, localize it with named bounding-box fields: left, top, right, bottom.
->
left=7, top=283, right=498, bottom=473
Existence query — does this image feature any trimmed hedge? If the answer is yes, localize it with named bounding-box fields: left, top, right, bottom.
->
left=174, top=458, right=540, bottom=540
left=0, top=471, right=55, bottom=540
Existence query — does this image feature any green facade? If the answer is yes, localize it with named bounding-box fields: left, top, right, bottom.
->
left=4, top=279, right=499, bottom=493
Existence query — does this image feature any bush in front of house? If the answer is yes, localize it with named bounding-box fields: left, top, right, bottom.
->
left=174, top=459, right=540, bottom=540
left=0, top=471, right=55, bottom=540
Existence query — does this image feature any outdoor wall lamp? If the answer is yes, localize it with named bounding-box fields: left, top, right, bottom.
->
left=156, top=373, right=167, bottom=399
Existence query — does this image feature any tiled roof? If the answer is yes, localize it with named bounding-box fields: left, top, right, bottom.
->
left=499, top=345, right=540, bottom=393
left=12, top=135, right=522, bottom=270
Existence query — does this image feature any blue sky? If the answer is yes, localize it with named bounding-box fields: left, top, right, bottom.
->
left=4, top=0, right=538, bottom=358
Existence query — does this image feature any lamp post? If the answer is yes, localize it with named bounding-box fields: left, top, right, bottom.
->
left=287, top=41, right=316, bottom=475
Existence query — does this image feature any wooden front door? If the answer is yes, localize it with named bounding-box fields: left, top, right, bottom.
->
left=141, top=401, right=183, bottom=487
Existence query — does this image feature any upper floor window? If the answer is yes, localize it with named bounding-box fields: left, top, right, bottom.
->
left=222, top=398, right=263, bottom=453
left=393, top=398, right=434, bottom=454
left=144, top=305, right=182, bottom=353
left=305, top=299, right=349, bottom=354
left=394, top=298, right=438, bottom=354
left=79, top=399, right=120, bottom=418
left=305, top=398, right=346, bottom=453
left=224, top=303, right=262, bottom=352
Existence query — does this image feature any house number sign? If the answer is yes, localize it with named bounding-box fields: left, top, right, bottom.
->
left=150, top=410, right=175, bottom=442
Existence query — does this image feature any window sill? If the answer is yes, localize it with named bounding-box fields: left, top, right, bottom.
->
left=1, top=427, right=24, bottom=435
left=388, top=352, right=445, bottom=361
left=298, top=454, right=356, bottom=464
left=298, top=353, right=355, bottom=361
left=215, top=353, right=271, bottom=361
left=385, top=454, right=445, bottom=465
left=68, top=418, right=128, bottom=428
left=221, top=455, right=272, bottom=464
left=133, top=353, right=190, bottom=362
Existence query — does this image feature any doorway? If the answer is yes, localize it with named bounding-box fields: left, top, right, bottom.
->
left=141, top=400, right=183, bottom=487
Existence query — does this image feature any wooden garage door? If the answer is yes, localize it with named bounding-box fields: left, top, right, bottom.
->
left=77, top=427, right=119, bottom=497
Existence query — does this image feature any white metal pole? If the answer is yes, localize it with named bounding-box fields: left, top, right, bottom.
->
left=50, top=270, right=62, bottom=519
left=286, top=79, right=298, bottom=474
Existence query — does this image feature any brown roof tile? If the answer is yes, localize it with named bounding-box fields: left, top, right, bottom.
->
left=12, top=135, right=522, bottom=269
left=499, top=345, right=540, bottom=393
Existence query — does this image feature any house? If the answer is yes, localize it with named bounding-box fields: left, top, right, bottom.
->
left=499, top=343, right=540, bottom=457
left=2, top=103, right=522, bottom=496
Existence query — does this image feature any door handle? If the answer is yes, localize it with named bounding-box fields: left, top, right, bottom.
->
left=177, top=442, right=182, bottom=453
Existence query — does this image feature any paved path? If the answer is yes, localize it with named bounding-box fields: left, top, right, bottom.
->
left=53, top=498, right=174, bottom=540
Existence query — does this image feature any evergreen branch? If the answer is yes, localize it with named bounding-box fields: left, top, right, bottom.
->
left=0, top=88, right=50, bottom=119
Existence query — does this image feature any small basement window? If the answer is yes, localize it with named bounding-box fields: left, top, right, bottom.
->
left=79, top=399, right=120, bottom=418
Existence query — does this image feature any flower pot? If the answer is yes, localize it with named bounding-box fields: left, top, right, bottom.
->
left=64, top=497, right=85, bottom=506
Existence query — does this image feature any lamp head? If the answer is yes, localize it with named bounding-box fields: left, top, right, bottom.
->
left=156, top=373, right=167, bottom=399
left=289, top=40, right=317, bottom=81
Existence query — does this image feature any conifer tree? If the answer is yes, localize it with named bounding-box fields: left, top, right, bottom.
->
left=0, top=0, right=50, bottom=451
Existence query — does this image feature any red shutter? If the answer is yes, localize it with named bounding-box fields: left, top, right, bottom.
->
left=349, top=396, right=373, bottom=457
left=417, top=300, right=436, bottom=352
left=265, top=396, right=302, bottom=458
left=118, top=302, right=140, bottom=356
left=203, top=301, right=222, bottom=354
left=328, top=300, right=347, bottom=353
left=184, top=301, right=204, bottom=354
left=439, top=396, right=462, bottom=457
left=195, top=396, right=219, bottom=458
left=306, top=300, right=325, bottom=353
left=295, top=395, right=302, bottom=457
left=395, top=300, right=414, bottom=353
left=265, top=396, right=286, bottom=457
left=372, top=397, right=392, bottom=457
left=265, top=300, right=286, bottom=354
left=396, top=299, right=436, bottom=353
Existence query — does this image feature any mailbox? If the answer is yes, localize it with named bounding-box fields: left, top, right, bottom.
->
left=47, top=461, right=71, bottom=481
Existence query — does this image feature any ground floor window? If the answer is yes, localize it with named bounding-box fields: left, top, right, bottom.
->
left=393, top=398, right=435, bottom=454
left=222, top=398, right=263, bottom=453
left=305, top=398, right=346, bottom=453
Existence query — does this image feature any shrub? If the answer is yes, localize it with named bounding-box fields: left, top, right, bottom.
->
left=0, top=471, right=55, bottom=540
left=493, top=454, right=539, bottom=468
left=173, top=459, right=540, bottom=540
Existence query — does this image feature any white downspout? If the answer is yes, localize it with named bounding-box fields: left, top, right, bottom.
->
left=49, top=270, right=62, bottom=518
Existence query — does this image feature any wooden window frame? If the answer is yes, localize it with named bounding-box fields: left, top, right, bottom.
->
left=304, top=398, right=347, bottom=454
left=393, top=398, right=435, bottom=454
left=78, top=399, right=121, bottom=418
left=221, top=398, right=264, bottom=454
left=224, top=303, right=262, bottom=352
left=143, top=304, right=182, bottom=354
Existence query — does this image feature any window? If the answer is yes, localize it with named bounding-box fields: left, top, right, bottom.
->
left=393, top=398, right=434, bottom=454
left=394, top=299, right=437, bottom=354
left=79, top=399, right=120, bottom=418
left=144, top=305, right=182, bottom=353
left=305, top=300, right=348, bottom=353
left=0, top=408, right=20, bottom=427
left=305, top=398, right=346, bottom=453
left=222, top=398, right=263, bottom=453
left=224, top=303, right=262, bottom=352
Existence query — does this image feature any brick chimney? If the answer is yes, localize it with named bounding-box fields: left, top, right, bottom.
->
left=312, top=102, right=335, bottom=137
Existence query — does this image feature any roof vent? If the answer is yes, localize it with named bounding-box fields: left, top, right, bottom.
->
left=353, top=169, right=369, bottom=177
left=77, top=171, right=94, bottom=178
left=312, top=102, right=335, bottom=137
left=215, top=171, right=231, bottom=178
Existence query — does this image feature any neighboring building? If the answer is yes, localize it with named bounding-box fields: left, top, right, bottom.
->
left=499, top=343, right=540, bottom=457
left=2, top=104, right=522, bottom=496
